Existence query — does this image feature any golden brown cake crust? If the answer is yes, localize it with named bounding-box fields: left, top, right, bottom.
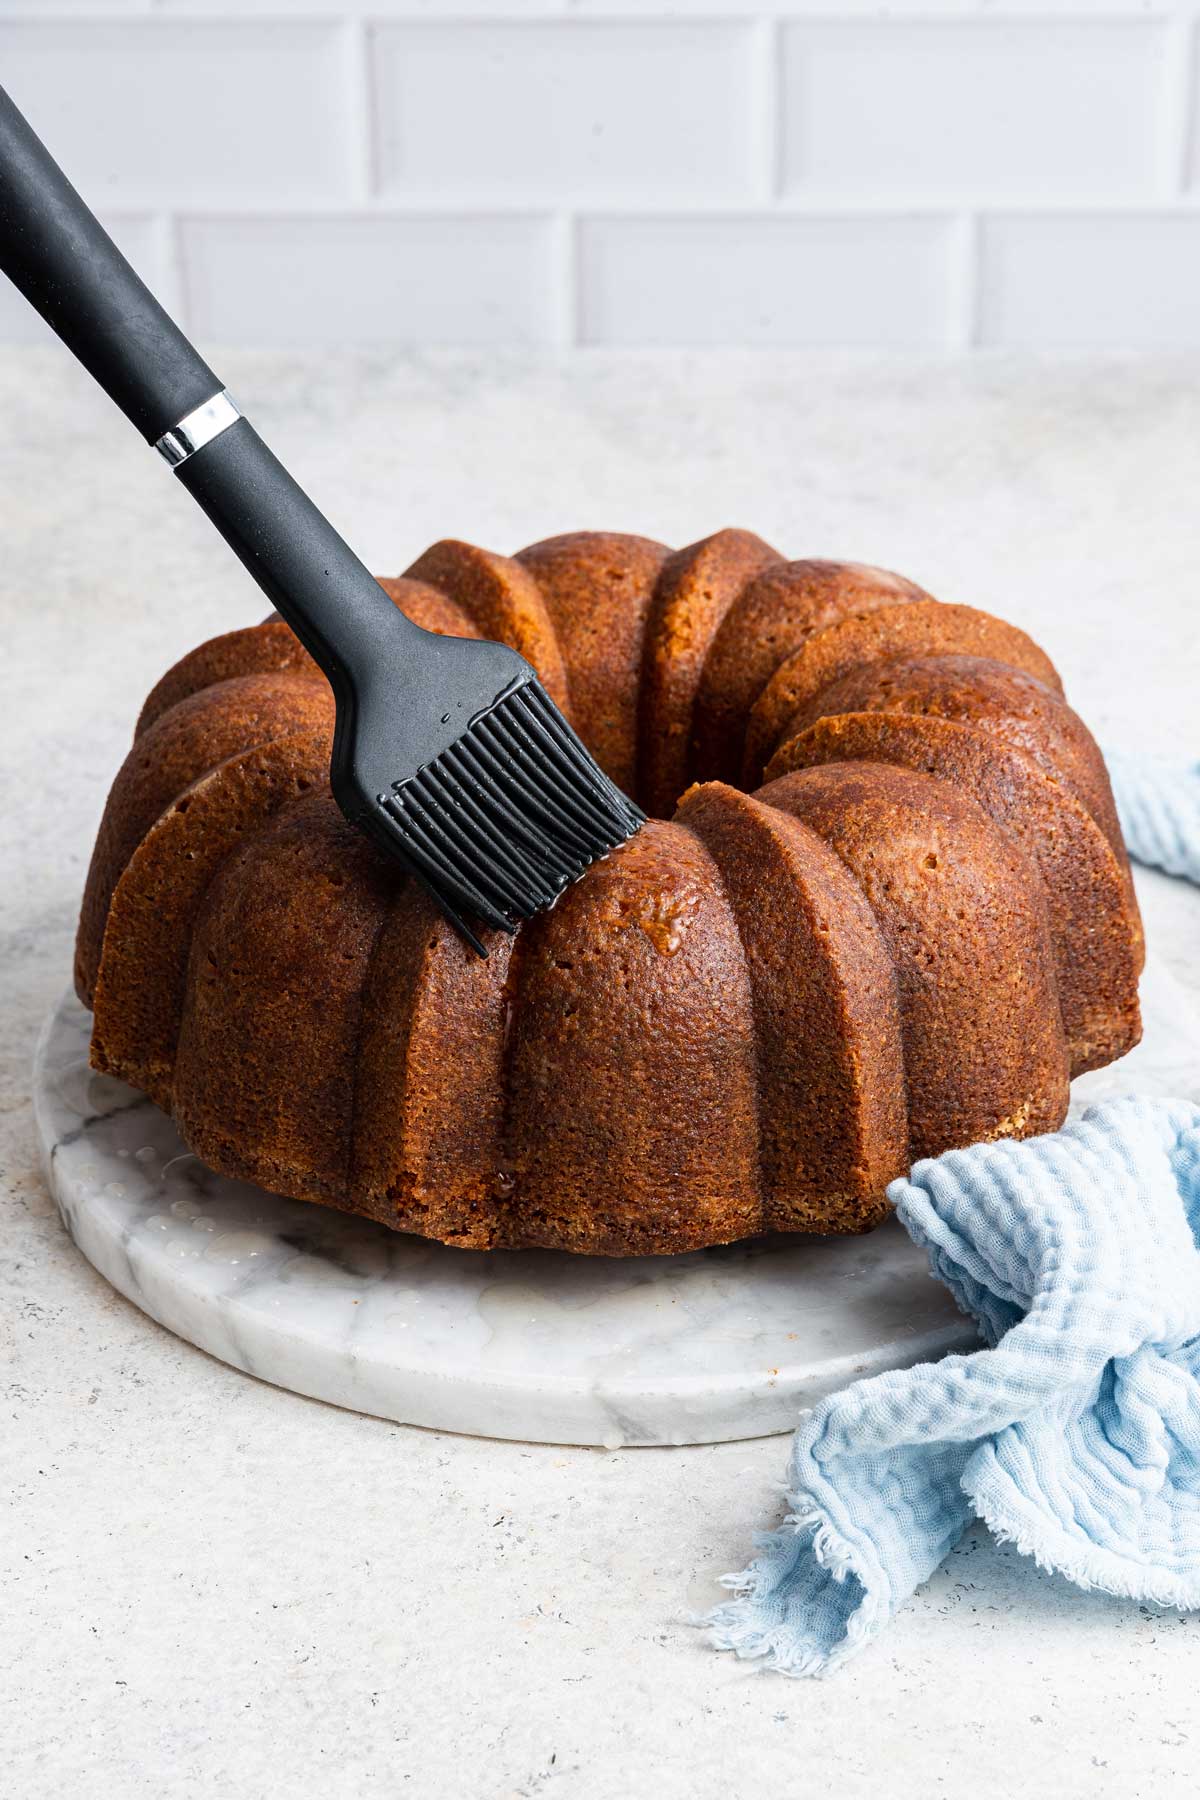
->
left=78, top=529, right=1141, bottom=1254
left=375, top=574, right=483, bottom=643
left=742, top=601, right=1063, bottom=783
left=405, top=539, right=573, bottom=714
left=91, top=730, right=334, bottom=1107
left=173, top=792, right=396, bottom=1207
left=637, top=528, right=782, bottom=819
left=517, top=531, right=669, bottom=797
left=351, top=887, right=516, bottom=1247
left=768, top=712, right=1141, bottom=1078
left=137, top=619, right=322, bottom=737
left=783, top=651, right=1119, bottom=853
left=759, top=762, right=1071, bottom=1160
left=77, top=672, right=335, bottom=1007
left=692, top=560, right=928, bottom=786
left=500, top=818, right=762, bottom=1254
left=679, top=781, right=908, bottom=1233
left=772, top=648, right=1144, bottom=968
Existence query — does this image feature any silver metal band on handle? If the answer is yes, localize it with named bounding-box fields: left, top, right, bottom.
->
left=154, top=390, right=241, bottom=466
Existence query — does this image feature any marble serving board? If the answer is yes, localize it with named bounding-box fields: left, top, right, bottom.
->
left=33, top=955, right=1200, bottom=1448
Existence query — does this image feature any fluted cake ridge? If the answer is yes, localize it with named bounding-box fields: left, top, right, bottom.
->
left=75, top=528, right=1143, bottom=1254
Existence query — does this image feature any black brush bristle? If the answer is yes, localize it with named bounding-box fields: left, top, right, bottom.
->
left=371, top=675, right=645, bottom=954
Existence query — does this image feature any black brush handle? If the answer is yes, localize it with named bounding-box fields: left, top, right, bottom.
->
left=0, top=83, right=419, bottom=685
left=0, top=86, right=217, bottom=443
left=175, top=419, right=425, bottom=700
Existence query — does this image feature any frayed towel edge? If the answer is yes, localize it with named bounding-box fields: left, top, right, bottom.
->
left=701, top=1497, right=889, bottom=1680
left=964, top=1461, right=1200, bottom=1614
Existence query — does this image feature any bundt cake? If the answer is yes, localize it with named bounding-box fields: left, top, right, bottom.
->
left=75, top=529, right=1144, bottom=1256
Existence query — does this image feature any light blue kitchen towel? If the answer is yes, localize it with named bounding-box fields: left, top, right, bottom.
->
left=1107, top=748, right=1200, bottom=884
left=708, top=1097, right=1200, bottom=1677
left=708, top=748, right=1200, bottom=1678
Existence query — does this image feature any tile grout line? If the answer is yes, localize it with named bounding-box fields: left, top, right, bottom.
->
left=86, top=198, right=1200, bottom=225
left=5, top=3, right=1200, bottom=23
left=948, top=211, right=980, bottom=353
left=9, top=3, right=1200, bottom=16
left=552, top=211, right=579, bottom=350
left=161, top=210, right=190, bottom=335
left=82, top=195, right=1200, bottom=223
left=754, top=15, right=783, bottom=206
left=1161, top=10, right=1196, bottom=198
left=345, top=16, right=375, bottom=209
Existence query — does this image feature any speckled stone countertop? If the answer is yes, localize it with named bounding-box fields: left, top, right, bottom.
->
left=3, top=349, right=1200, bottom=1799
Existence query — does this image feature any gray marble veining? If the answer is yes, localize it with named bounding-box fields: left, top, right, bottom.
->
left=33, top=955, right=1200, bottom=1449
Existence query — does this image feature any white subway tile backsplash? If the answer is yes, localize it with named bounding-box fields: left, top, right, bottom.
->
left=0, top=21, right=355, bottom=208
left=578, top=215, right=953, bottom=347
left=979, top=213, right=1200, bottom=349
left=0, top=6, right=1195, bottom=349
left=371, top=22, right=759, bottom=203
left=0, top=1, right=150, bottom=11
left=568, top=0, right=1166, bottom=9
left=180, top=215, right=559, bottom=346
left=780, top=20, right=1164, bottom=201
left=156, top=0, right=558, bottom=11
left=1185, top=24, right=1200, bottom=195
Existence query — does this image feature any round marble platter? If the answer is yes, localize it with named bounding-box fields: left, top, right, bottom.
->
left=34, top=954, right=1200, bottom=1448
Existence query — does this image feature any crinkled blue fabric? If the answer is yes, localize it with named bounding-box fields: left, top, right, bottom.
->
left=707, top=746, right=1200, bottom=1678
left=708, top=1100, right=1200, bottom=1676
left=1106, top=749, right=1200, bottom=885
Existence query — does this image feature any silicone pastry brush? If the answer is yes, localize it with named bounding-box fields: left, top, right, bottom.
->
left=0, top=87, right=643, bottom=955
